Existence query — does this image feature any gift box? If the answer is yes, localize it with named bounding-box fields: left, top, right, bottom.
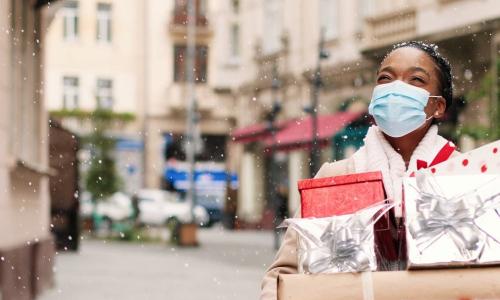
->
left=419, top=139, right=500, bottom=176
left=297, top=171, right=404, bottom=270
left=298, top=171, right=386, bottom=218
left=283, top=202, right=394, bottom=274
left=404, top=173, right=500, bottom=268
left=277, top=268, right=500, bottom=300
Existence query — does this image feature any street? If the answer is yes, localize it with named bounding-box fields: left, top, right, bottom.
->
left=40, top=227, right=276, bottom=300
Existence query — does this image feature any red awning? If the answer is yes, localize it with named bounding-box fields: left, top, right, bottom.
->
left=231, top=122, right=271, bottom=143
left=263, top=111, right=363, bottom=151
left=231, top=119, right=292, bottom=144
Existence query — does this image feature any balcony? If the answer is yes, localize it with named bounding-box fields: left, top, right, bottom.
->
left=169, top=1, right=213, bottom=39
left=165, top=83, right=217, bottom=114
left=172, top=11, right=208, bottom=27
left=362, top=6, right=417, bottom=52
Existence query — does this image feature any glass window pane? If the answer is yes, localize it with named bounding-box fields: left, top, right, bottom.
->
left=319, top=0, right=338, bottom=39
left=96, top=79, right=113, bottom=109
left=97, top=3, right=112, bottom=42
left=230, top=24, right=240, bottom=58
left=63, top=76, right=79, bottom=109
left=63, top=1, right=79, bottom=40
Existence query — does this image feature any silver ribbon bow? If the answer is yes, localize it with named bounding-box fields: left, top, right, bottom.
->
left=409, top=174, right=500, bottom=260
left=283, top=201, right=394, bottom=274
left=305, top=218, right=372, bottom=273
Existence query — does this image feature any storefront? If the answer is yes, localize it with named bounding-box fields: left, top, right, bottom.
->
left=231, top=110, right=368, bottom=228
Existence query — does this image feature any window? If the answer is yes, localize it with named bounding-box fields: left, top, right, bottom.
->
left=173, top=0, right=208, bottom=26
left=96, top=79, right=113, bottom=109
left=63, top=0, right=79, bottom=41
left=97, top=3, right=112, bottom=42
left=262, top=0, right=282, bottom=54
left=174, top=45, right=208, bottom=83
left=231, top=0, right=240, bottom=14
left=319, top=0, right=339, bottom=40
left=357, top=0, right=374, bottom=32
left=230, top=24, right=240, bottom=58
left=63, top=76, right=79, bottom=110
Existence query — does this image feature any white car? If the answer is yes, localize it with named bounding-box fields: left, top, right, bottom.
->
left=136, top=189, right=209, bottom=226
left=95, top=192, right=134, bottom=222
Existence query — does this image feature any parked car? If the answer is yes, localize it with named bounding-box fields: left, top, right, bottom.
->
left=196, top=194, right=223, bottom=227
left=94, top=192, right=134, bottom=234
left=136, top=189, right=209, bottom=226
left=95, top=192, right=134, bottom=222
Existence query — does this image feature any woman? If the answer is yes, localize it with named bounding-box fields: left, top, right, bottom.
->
left=260, top=41, right=458, bottom=299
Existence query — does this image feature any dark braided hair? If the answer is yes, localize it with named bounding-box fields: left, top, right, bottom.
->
left=384, top=41, right=453, bottom=111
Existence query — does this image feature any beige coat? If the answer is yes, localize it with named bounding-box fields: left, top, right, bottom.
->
left=260, top=159, right=354, bottom=300
left=260, top=124, right=460, bottom=300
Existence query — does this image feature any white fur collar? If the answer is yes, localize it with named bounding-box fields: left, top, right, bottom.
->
left=352, top=125, right=449, bottom=216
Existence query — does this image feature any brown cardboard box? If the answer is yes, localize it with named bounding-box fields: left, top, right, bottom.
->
left=278, top=268, right=500, bottom=300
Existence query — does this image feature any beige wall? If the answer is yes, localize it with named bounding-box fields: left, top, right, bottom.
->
left=45, top=0, right=145, bottom=129
left=0, top=0, right=51, bottom=249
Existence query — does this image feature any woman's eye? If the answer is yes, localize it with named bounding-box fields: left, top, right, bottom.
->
left=377, top=75, right=391, bottom=82
left=410, top=76, right=425, bottom=84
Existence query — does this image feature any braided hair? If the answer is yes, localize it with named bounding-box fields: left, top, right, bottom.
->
left=384, top=41, right=453, bottom=111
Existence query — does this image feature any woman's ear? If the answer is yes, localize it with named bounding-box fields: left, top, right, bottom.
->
left=434, top=97, right=447, bottom=119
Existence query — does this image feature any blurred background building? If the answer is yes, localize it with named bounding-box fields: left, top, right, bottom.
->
left=42, top=0, right=500, bottom=231
left=44, top=0, right=145, bottom=195
left=229, top=0, right=500, bottom=228
left=0, top=1, right=56, bottom=299
left=44, top=0, right=237, bottom=213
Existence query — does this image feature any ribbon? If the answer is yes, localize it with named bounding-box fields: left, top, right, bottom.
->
left=408, top=173, right=500, bottom=260
left=284, top=201, right=394, bottom=274
left=305, top=220, right=372, bottom=273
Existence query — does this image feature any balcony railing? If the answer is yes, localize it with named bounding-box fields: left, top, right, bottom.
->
left=362, top=6, right=417, bottom=51
left=172, top=11, right=208, bottom=27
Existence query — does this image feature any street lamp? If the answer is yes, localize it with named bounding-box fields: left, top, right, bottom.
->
left=179, top=0, right=198, bottom=246
left=267, top=63, right=282, bottom=250
left=307, top=28, right=329, bottom=177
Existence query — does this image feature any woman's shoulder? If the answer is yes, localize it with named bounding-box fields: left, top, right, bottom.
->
left=314, top=157, right=355, bottom=179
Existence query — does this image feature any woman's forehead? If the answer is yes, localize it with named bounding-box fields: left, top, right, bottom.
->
left=380, top=47, right=437, bottom=73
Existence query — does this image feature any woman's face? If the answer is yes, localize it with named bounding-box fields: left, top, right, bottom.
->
left=376, top=47, right=446, bottom=120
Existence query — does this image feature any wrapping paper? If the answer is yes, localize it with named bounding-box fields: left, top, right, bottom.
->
left=298, top=171, right=386, bottom=218
left=282, top=201, right=394, bottom=274
left=404, top=173, right=500, bottom=268
left=419, top=139, right=500, bottom=176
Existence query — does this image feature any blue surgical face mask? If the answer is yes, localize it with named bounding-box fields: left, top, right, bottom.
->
left=368, top=80, right=439, bottom=138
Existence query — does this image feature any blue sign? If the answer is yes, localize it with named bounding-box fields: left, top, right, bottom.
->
left=164, top=167, right=238, bottom=193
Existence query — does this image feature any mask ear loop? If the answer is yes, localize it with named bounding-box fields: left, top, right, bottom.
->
left=426, top=96, right=443, bottom=121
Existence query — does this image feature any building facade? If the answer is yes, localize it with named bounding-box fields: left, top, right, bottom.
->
left=0, top=1, right=56, bottom=299
left=230, top=0, right=500, bottom=226
left=44, top=0, right=238, bottom=198
left=44, top=0, right=146, bottom=194
left=143, top=0, right=236, bottom=194
left=43, top=0, right=500, bottom=228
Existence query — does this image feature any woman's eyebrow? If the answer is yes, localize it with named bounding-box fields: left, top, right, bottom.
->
left=409, top=66, right=431, bottom=77
left=377, top=66, right=395, bottom=75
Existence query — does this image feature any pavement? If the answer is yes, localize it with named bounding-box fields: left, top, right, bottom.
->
left=39, top=226, right=276, bottom=300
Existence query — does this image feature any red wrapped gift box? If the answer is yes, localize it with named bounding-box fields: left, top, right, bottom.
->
left=298, top=171, right=402, bottom=267
left=298, top=171, right=386, bottom=218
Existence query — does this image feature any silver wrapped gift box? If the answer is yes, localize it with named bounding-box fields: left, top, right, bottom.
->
left=282, top=201, right=393, bottom=274
left=404, top=173, right=500, bottom=268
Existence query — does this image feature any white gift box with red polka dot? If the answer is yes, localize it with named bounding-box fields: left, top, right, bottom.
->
left=403, top=140, right=500, bottom=268
left=420, top=140, right=500, bottom=176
